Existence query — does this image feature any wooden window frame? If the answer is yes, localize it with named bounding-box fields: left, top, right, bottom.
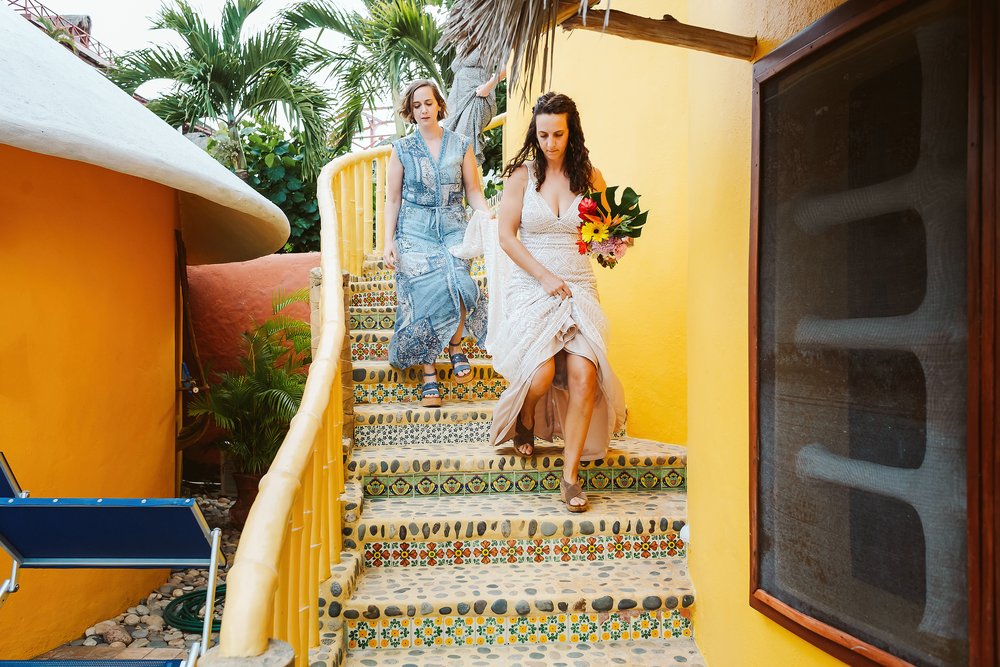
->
left=748, top=0, right=998, bottom=664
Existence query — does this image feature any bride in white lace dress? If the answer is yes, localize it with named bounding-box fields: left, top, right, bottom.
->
left=488, top=93, right=626, bottom=512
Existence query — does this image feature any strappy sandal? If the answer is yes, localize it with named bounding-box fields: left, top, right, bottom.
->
left=560, top=475, right=589, bottom=513
left=420, top=370, right=442, bottom=408
left=448, top=337, right=474, bottom=385
left=512, top=412, right=534, bottom=458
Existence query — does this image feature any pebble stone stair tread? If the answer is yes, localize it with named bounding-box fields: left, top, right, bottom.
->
left=344, top=557, right=693, bottom=618
left=350, top=329, right=491, bottom=363
left=356, top=491, right=686, bottom=542
left=346, top=637, right=707, bottom=666
left=346, top=438, right=686, bottom=478
left=354, top=400, right=497, bottom=426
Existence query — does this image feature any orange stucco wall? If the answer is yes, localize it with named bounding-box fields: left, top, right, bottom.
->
left=0, top=145, right=177, bottom=658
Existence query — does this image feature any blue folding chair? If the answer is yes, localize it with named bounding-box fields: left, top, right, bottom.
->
left=0, top=455, right=223, bottom=667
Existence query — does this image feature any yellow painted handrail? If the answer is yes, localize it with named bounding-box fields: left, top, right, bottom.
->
left=213, top=157, right=348, bottom=664
left=213, top=112, right=506, bottom=664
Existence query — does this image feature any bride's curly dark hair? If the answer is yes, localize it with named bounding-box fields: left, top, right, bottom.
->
left=502, top=92, right=594, bottom=194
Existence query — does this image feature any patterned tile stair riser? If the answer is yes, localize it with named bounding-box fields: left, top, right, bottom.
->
left=353, top=360, right=507, bottom=405
left=349, top=276, right=490, bottom=309
left=352, top=400, right=627, bottom=449
left=337, top=559, right=695, bottom=651
left=348, top=491, right=687, bottom=565
left=352, top=440, right=686, bottom=497
left=358, top=256, right=487, bottom=282
left=350, top=331, right=491, bottom=363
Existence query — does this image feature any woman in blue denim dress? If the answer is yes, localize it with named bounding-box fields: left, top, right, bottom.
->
left=383, top=79, right=491, bottom=406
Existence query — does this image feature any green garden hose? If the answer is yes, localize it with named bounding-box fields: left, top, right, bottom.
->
left=163, top=584, right=226, bottom=633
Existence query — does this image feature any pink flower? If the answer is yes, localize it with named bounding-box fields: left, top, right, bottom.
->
left=578, top=197, right=598, bottom=217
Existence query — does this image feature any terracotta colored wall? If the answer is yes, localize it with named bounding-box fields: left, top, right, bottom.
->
left=0, top=145, right=177, bottom=658
left=186, top=253, right=319, bottom=379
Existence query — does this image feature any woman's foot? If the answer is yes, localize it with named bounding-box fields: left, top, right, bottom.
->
left=420, top=370, right=442, bottom=407
left=513, top=411, right=534, bottom=457
left=448, top=337, right=474, bottom=384
left=560, top=474, right=588, bottom=512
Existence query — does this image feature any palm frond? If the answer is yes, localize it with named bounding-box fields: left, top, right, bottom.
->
left=220, top=0, right=263, bottom=49
left=283, top=0, right=361, bottom=35
left=442, top=0, right=583, bottom=93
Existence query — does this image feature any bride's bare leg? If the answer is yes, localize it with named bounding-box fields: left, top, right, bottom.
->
left=514, top=358, right=555, bottom=456
left=562, top=354, right=598, bottom=507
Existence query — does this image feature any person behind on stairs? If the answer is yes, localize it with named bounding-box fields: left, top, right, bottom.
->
left=487, top=92, right=627, bottom=513
left=383, top=79, right=491, bottom=408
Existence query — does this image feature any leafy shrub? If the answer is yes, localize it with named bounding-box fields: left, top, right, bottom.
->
left=210, top=123, right=333, bottom=253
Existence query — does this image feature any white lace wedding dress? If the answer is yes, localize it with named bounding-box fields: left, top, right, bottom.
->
left=488, top=168, right=626, bottom=460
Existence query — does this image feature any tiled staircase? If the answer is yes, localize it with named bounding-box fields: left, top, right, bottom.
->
left=319, top=256, right=706, bottom=666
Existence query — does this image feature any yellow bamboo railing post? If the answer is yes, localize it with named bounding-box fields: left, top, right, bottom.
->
left=326, top=405, right=341, bottom=559
left=339, top=174, right=352, bottom=274
left=307, top=451, right=320, bottom=647
left=362, top=159, right=374, bottom=258
left=287, top=495, right=302, bottom=656
left=317, top=419, right=331, bottom=578
left=375, top=156, right=386, bottom=257
left=337, top=173, right=349, bottom=273
left=353, top=165, right=364, bottom=271
left=273, top=536, right=289, bottom=643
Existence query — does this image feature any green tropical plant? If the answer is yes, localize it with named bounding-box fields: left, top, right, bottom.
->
left=284, top=0, right=455, bottom=152
left=106, top=0, right=333, bottom=179
left=211, top=123, right=335, bottom=252
left=189, top=290, right=312, bottom=475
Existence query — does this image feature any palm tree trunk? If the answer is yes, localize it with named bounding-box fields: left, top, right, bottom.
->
left=229, top=121, right=249, bottom=180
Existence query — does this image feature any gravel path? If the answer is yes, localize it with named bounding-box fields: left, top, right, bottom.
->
left=55, top=491, right=239, bottom=653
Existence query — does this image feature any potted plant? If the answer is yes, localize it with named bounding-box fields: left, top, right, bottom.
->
left=189, top=290, right=311, bottom=526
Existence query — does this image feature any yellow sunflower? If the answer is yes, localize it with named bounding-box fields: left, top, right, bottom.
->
left=580, top=220, right=610, bottom=243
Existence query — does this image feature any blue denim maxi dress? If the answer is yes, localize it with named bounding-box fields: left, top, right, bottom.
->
left=388, top=128, right=487, bottom=369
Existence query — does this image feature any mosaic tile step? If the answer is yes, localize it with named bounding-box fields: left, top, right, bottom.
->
left=353, top=404, right=627, bottom=449
left=351, top=306, right=396, bottom=331
left=355, top=420, right=492, bottom=448
left=354, top=399, right=496, bottom=427
left=346, top=637, right=706, bottom=666
left=345, top=608, right=692, bottom=653
left=353, top=400, right=496, bottom=448
left=346, top=439, right=685, bottom=479
left=352, top=493, right=687, bottom=568
left=350, top=286, right=398, bottom=309
left=342, top=557, right=694, bottom=621
left=353, top=359, right=507, bottom=405
left=352, top=275, right=489, bottom=295
left=353, top=449, right=685, bottom=499
left=350, top=330, right=491, bottom=362
left=359, top=256, right=486, bottom=281
left=349, top=491, right=685, bottom=548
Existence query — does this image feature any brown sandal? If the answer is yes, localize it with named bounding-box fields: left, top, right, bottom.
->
left=512, top=412, right=534, bottom=458
left=560, top=476, right=589, bottom=513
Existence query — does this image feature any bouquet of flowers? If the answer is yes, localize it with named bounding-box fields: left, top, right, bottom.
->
left=576, top=186, right=648, bottom=268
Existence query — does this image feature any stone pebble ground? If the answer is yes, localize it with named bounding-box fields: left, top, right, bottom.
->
left=44, top=491, right=237, bottom=655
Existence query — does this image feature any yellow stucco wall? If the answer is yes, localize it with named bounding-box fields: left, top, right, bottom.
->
left=685, top=2, right=851, bottom=665
left=507, top=1, right=864, bottom=664
left=505, top=0, right=690, bottom=444
left=0, top=145, right=177, bottom=658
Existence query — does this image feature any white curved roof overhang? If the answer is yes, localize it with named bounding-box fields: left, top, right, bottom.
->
left=0, top=7, right=290, bottom=265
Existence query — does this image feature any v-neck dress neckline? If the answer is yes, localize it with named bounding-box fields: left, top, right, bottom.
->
left=417, top=128, right=448, bottom=167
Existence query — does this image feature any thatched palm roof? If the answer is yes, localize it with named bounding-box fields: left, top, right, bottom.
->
left=442, top=0, right=604, bottom=92
left=442, top=1, right=756, bottom=93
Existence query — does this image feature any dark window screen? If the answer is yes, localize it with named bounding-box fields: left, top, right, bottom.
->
left=756, top=1, right=968, bottom=665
